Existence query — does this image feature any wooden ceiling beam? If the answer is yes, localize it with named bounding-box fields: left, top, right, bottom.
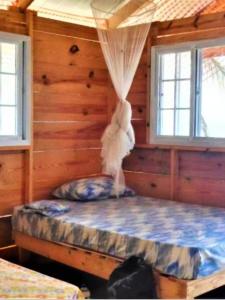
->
left=108, top=0, right=150, bottom=28
left=16, top=0, right=34, bottom=12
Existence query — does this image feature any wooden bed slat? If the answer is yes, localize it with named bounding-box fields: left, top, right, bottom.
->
left=14, top=231, right=225, bottom=299
left=14, top=231, right=121, bottom=280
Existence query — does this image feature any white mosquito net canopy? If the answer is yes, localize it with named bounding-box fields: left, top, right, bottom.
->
left=91, top=0, right=156, bottom=194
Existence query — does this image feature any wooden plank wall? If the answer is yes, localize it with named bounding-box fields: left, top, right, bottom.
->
left=0, top=11, right=108, bottom=250
left=124, top=11, right=225, bottom=207
left=0, top=9, right=28, bottom=254
left=32, top=17, right=107, bottom=199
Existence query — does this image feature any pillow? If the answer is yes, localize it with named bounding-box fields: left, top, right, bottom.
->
left=53, top=176, right=113, bottom=201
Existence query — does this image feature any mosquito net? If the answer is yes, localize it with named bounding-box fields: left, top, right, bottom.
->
left=91, top=0, right=156, bottom=194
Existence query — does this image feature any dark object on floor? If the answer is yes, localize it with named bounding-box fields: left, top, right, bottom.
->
left=107, top=256, right=157, bottom=299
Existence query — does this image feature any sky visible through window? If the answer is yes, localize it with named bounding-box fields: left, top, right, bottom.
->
left=0, top=42, right=17, bottom=136
left=159, top=51, right=191, bottom=137
left=201, top=48, right=225, bottom=138
left=159, top=48, right=225, bottom=139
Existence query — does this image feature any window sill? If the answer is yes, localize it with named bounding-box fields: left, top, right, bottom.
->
left=0, top=142, right=31, bottom=151
left=135, top=143, right=225, bottom=153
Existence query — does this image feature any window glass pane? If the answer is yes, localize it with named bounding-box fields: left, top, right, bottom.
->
left=178, top=51, right=191, bottom=79
left=161, top=53, right=175, bottom=80
left=198, top=47, right=225, bottom=138
left=0, top=106, right=16, bottom=136
left=0, top=74, right=16, bottom=105
left=177, top=80, right=191, bottom=108
left=160, top=81, right=174, bottom=108
left=175, top=109, right=190, bottom=136
left=1, top=43, right=16, bottom=74
left=159, top=110, right=174, bottom=136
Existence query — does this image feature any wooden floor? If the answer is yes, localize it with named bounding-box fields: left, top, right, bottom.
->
left=7, top=254, right=225, bottom=299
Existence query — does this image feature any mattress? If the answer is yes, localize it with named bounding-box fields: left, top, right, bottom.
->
left=0, top=258, right=83, bottom=299
left=12, top=196, right=225, bottom=280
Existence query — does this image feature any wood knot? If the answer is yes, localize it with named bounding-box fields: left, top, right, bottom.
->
left=193, top=15, right=200, bottom=28
left=138, top=107, right=143, bottom=113
left=42, top=74, right=49, bottom=85
left=138, top=155, right=145, bottom=160
left=69, top=44, right=79, bottom=54
left=82, top=109, right=88, bottom=116
left=167, top=20, right=173, bottom=30
left=86, top=83, right=91, bottom=88
left=151, top=183, right=157, bottom=188
left=89, top=70, right=94, bottom=78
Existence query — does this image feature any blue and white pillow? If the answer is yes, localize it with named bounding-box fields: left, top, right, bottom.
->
left=53, top=176, right=113, bottom=201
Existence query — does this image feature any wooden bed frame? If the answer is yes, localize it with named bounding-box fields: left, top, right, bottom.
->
left=14, top=231, right=225, bottom=299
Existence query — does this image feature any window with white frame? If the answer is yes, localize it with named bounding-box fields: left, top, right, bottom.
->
left=0, top=32, right=30, bottom=146
left=151, top=38, right=225, bottom=147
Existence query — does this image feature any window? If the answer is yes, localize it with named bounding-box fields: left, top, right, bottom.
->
left=151, top=38, right=225, bottom=147
left=0, top=32, right=30, bottom=146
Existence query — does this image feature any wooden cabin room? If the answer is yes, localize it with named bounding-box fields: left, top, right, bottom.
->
left=2, top=0, right=225, bottom=299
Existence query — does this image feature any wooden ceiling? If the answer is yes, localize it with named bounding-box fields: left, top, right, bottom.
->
left=8, top=0, right=225, bottom=27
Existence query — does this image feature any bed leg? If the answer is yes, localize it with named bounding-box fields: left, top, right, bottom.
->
left=18, top=247, right=31, bottom=265
left=156, top=272, right=189, bottom=299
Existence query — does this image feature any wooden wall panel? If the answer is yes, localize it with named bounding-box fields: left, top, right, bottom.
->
left=34, top=32, right=106, bottom=69
left=129, top=65, right=147, bottom=121
left=33, top=24, right=108, bottom=198
left=176, top=151, right=225, bottom=206
left=34, top=93, right=108, bottom=122
left=0, top=152, right=24, bottom=215
left=33, top=122, right=106, bottom=151
left=179, top=151, right=225, bottom=180
left=0, top=216, right=12, bottom=247
left=34, top=16, right=98, bottom=41
left=132, top=120, right=146, bottom=144
left=124, top=148, right=170, bottom=174
left=33, top=149, right=102, bottom=199
left=34, top=80, right=107, bottom=97
left=124, top=148, right=170, bottom=200
left=125, top=171, right=170, bottom=199
left=177, top=177, right=225, bottom=207
left=0, top=10, right=28, bottom=253
left=34, top=62, right=108, bottom=87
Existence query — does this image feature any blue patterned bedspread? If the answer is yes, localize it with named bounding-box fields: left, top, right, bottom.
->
left=12, top=196, right=225, bottom=280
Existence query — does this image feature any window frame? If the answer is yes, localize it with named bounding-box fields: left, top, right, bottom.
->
left=0, top=31, right=31, bottom=147
left=150, top=37, right=225, bottom=148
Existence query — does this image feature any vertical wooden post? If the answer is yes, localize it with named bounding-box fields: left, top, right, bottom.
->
left=146, top=23, right=158, bottom=144
left=24, top=10, right=34, bottom=203
left=170, top=149, right=178, bottom=200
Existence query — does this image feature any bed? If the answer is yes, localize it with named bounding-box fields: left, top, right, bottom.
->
left=12, top=196, right=225, bottom=299
left=0, top=258, right=83, bottom=299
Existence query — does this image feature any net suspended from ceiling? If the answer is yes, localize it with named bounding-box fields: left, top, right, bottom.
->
left=91, top=0, right=156, bottom=194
